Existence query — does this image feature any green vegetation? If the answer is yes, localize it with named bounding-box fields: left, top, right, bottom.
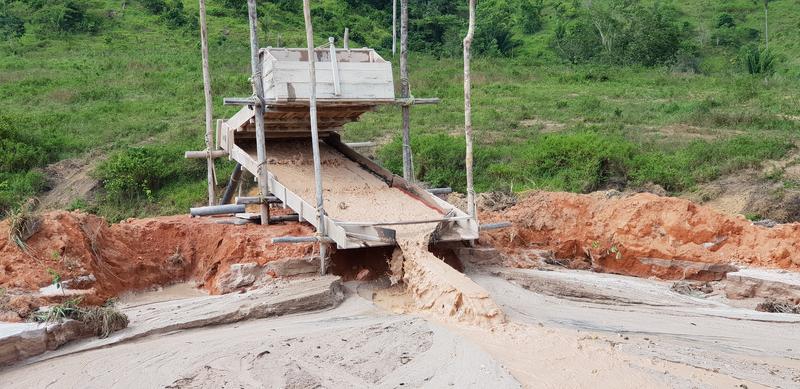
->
left=1, top=0, right=799, bottom=220
left=33, top=297, right=129, bottom=338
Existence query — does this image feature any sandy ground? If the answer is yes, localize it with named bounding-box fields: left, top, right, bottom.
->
left=1, top=282, right=519, bottom=389
left=5, top=269, right=798, bottom=388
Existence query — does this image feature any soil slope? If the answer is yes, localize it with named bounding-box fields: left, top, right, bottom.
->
left=483, top=191, right=800, bottom=278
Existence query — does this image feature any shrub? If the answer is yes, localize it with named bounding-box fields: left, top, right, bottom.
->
left=32, top=0, right=103, bottom=34
left=379, top=134, right=477, bottom=191
left=0, top=12, right=25, bottom=38
left=740, top=46, right=775, bottom=75
left=95, top=145, right=205, bottom=203
left=716, top=13, right=735, bottom=28
left=551, top=1, right=686, bottom=67
left=140, top=0, right=167, bottom=14
left=518, top=0, right=545, bottom=34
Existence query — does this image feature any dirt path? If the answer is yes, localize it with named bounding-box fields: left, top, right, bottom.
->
left=38, top=152, right=104, bottom=211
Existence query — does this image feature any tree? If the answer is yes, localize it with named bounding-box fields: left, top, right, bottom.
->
left=755, top=0, right=773, bottom=49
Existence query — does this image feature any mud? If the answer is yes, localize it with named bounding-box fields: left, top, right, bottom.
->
left=0, top=211, right=313, bottom=320
left=483, top=191, right=800, bottom=280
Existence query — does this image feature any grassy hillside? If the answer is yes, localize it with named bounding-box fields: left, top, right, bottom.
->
left=1, top=0, right=799, bottom=220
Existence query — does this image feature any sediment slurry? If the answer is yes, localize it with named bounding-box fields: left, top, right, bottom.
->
left=483, top=191, right=800, bottom=279
left=397, top=231, right=505, bottom=327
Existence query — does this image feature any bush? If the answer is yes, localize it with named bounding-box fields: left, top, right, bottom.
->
left=32, top=0, right=103, bottom=34
left=716, top=13, right=735, bottom=28
left=140, top=0, right=166, bottom=14
left=95, top=145, right=205, bottom=203
left=740, top=46, right=776, bottom=75
left=379, top=134, right=476, bottom=191
left=518, top=0, right=545, bottom=34
left=551, top=1, right=686, bottom=67
left=0, top=12, right=25, bottom=39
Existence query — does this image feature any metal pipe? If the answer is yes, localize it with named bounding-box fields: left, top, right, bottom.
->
left=235, top=196, right=281, bottom=205
left=270, top=214, right=299, bottom=223
left=220, top=163, right=242, bottom=204
left=427, top=187, right=452, bottom=195
left=344, top=141, right=375, bottom=148
left=247, top=0, right=271, bottom=226
left=303, top=0, right=328, bottom=275
left=184, top=150, right=228, bottom=159
left=272, top=236, right=335, bottom=244
left=190, top=204, right=245, bottom=217
left=479, top=222, right=512, bottom=231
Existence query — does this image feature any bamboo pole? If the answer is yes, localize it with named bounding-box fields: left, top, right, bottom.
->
left=392, top=0, right=397, bottom=56
left=303, top=0, right=328, bottom=276
left=464, top=0, right=477, bottom=220
left=343, top=27, right=349, bottom=50
left=400, top=0, right=413, bottom=182
left=247, top=0, right=270, bottom=225
left=198, top=0, right=216, bottom=206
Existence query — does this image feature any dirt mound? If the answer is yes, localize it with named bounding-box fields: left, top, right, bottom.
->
left=482, top=191, right=800, bottom=280
left=0, top=211, right=313, bottom=320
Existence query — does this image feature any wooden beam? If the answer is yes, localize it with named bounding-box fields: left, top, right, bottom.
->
left=198, top=0, right=216, bottom=206
left=400, top=0, right=413, bottom=182
left=303, top=0, right=328, bottom=275
left=464, top=0, right=477, bottom=220
left=247, top=0, right=271, bottom=226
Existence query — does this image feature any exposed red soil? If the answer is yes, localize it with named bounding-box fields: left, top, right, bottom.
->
left=482, top=191, right=800, bottom=280
left=0, top=212, right=313, bottom=321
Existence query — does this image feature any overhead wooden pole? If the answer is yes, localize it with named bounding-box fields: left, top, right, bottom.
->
left=247, top=0, right=270, bottom=225
left=198, top=0, right=216, bottom=205
left=343, top=27, right=349, bottom=50
left=303, top=0, right=328, bottom=275
left=400, top=0, right=413, bottom=182
left=392, top=0, right=397, bottom=57
left=463, top=0, right=477, bottom=220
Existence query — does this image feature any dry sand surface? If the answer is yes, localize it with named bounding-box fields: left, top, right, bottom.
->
left=4, top=272, right=795, bottom=388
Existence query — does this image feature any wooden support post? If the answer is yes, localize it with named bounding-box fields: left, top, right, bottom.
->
left=247, top=0, right=270, bottom=225
left=400, top=0, right=413, bottom=182
left=463, top=0, right=477, bottom=221
left=392, top=0, right=397, bottom=57
left=303, top=0, right=328, bottom=276
left=198, top=0, right=216, bottom=206
left=343, top=27, right=349, bottom=50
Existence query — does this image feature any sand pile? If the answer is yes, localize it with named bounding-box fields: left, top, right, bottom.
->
left=0, top=211, right=313, bottom=321
left=482, top=191, right=800, bottom=279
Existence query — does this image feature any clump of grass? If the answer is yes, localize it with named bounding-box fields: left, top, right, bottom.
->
left=33, top=297, right=129, bottom=338
left=32, top=297, right=82, bottom=323
left=6, top=198, right=41, bottom=253
left=756, top=299, right=800, bottom=314
left=80, top=305, right=130, bottom=338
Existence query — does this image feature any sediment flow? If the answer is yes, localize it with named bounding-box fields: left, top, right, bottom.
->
left=267, top=140, right=506, bottom=325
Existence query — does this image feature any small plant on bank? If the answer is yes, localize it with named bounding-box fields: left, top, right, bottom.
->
left=6, top=198, right=40, bottom=252
left=32, top=297, right=129, bottom=338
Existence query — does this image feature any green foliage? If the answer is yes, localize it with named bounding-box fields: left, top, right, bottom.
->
left=551, top=1, right=686, bottom=67
left=741, top=45, right=775, bottom=74
left=518, top=0, right=545, bottom=34
left=32, top=297, right=129, bottom=338
left=378, top=130, right=794, bottom=195
left=95, top=145, right=205, bottom=203
left=716, top=13, right=736, bottom=28
left=140, top=0, right=167, bottom=14
left=31, top=0, right=103, bottom=34
left=0, top=10, right=25, bottom=38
